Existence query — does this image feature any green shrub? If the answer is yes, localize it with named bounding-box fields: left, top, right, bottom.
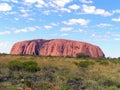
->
left=98, top=77, right=120, bottom=88
left=23, top=61, right=37, bottom=67
left=118, top=57, right=120, bottom=60
left=59, top=84, right=73, bottom=90
left=38, top=82, right=52, bottom=90
left=25, top=81, right=32, bottom=87
left=7, top=60, right=23, bottom=71
left=66, top=78, right=84, bottom=90
left=65, top=55, right=72, bottom=58
left=99, top=61, right=109, bottom=65
left=107, top=85, right=120, bottom=90
left=75, top=61, right=94, bottom=68
left=23, top=61, right=40, bottom=72
left=8, top=61, right=40, bottom=72
left=76, top=53, right=89, bottom=58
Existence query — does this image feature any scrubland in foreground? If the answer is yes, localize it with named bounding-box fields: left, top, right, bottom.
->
left=0, top=54, right=120, bottom=90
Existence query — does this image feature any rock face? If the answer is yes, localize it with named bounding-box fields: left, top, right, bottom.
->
left=10, top=39, right=104, bottom=58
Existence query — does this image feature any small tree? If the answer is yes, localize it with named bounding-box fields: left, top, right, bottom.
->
left=118, top=57, right=120, bottom=60
left=66, top=55, right=72, bottom=58
left=23, top=61, right=40, bottom=72
left=8, top=61, right=40, bottom=72
left=8, top=60, right=23, bottom=71
left=74, top=61, right=94, bottom=68
left=76, top=53, right=89, bottom=58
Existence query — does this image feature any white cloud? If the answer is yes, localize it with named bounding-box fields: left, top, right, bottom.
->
left=114, top=38, right=120, bottom=41
left=73, top=29, right=84, bottom=33
left=1, top=0, right=7, bottom=1
left=21, top=13, right=29, bottom=17
left=112, top=33, right=120, bottom=41
left=19, top=8, right=29, bottom=13
left=69, top=4, right=80, bottom=10
left=23, top=0, right=71, bottom=13
left=91, top=34, right=96, bottom=37
left=43, top=10, right=50, bottom=15
left=113, top=34, right=120, bottom=37
left=51, top=23, right=59, bottom=26
left=44, top=23, right=59, bottom=30
left=24, top=0, right=36, bottom=3
left=24, top=0, right=45, bottom=8
left=5, top=11, right=17, bottom=15
left=52, top=0, right=72, bottom=7
left=82, top=4, right=112, bottom=16
left=90, top=33, right=112, bottom=41
left=14, top=17, right=19, bottom=20
left=60, top=27, right=73, bottom=32
left=35, top=3, right=46, bottom=8
left=61, top=33, right=69, bottom=36
left=80, top=0, right=93, bottom=4
left=97, top=23, right=112, bottom=27
left=25, top=0, right=44, bottom=4
left=11, top=0, right=18, bottom=3
left=47, top=0, right=72, bottom=13
left=112, top=17, right=120, bottom=22
left=112, top=9, right=120, bottom=14
left=0, top=42, right=14, bottom=53
left=63, top=18, right=90, bottom=26
left=14, top=26, right=39, bottom=33
left=78, top=29, right=84, bottom=32
left=0, top=3, right=12, bottom=11
left=0, top=31, right=11, bottom=35
left=44, top=25, right=53, bottom=30
left=59, top=8, right=71, bottom=13
left=19, top=7, right=32, bottom=17
left=28, top=18, right=34, bottom=21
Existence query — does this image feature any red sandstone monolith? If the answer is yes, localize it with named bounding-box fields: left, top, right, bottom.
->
left=10, top=39, right=104, bottom=58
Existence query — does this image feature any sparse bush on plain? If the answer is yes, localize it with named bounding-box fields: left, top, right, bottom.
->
left=7, top=60, right=40, bottom=72
left=75, top=61, right=94, bottom=68
left=59, top=84, right=73, bottom=90
left=65, top=55, right=72, bottom=58
left=7, top=60, right=23, bottom=71
left=38, top=82, right=52, bottom=90
left=76, top=53, right=89, bottom=59
left=97, top=77, right=120, bottom=89
left=108, top=85, right=120, bottom=90
left=23, top=61, right=40, bottom=72
left=25, top=81, right=32, bottom=87
left=97, top=60, right=109, bottom=65
left=96, top=57, right=106, bottom=60
left=118, top=57, right=120, bottom=60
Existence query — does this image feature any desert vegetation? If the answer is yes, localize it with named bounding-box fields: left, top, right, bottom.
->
left=76, top=53, right=89, bottom=59
left=0, top=54, right=120, bottom=90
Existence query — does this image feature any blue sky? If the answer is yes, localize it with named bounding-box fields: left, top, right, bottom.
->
left=0, top=0, right=120, bottom=58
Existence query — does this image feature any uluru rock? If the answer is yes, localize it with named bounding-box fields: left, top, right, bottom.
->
left=10, top=39, right=104, bottom=58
